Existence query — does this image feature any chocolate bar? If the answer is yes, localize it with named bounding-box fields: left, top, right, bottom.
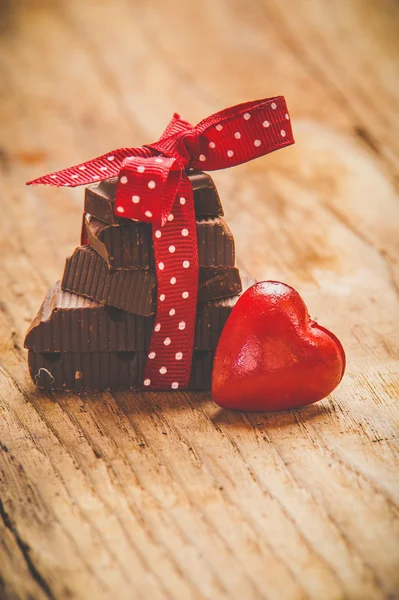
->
left=84, top=171, right=223, bottom=225
left=28, top=350, right=214, bottom=391
left=84, top=214, right=235, bottom=270
left=24, top=283, right=153, bottom=353
left=61, top=246, right=242, bottom=316
left=196, top=218, right=234, bottom=267
left=195, top=295, right=237, bottom=350
left=24, top=282, right=240, bottom=353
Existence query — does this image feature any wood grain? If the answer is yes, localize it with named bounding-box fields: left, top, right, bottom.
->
left=0, top=0, right=398, bottom=598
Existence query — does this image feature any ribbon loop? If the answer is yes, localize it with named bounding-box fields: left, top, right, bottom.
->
left=114, top=155, right=182, bottom=226
left=158, top=113, right=194, bottom=142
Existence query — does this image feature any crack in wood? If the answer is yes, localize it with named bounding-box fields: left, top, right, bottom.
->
left=0, top=499, right=55, bottom=600
left=354, top=126, right=380, bottom=156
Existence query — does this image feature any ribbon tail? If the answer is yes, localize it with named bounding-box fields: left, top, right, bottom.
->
left=26, top=147, right=154, bottom=187
left=143, top=174, right=199, bottom=390
left=189, top=96, right=294, bottom=171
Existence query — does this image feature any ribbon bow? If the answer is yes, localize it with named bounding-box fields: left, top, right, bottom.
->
left=28, top=96, right=294, bottom=390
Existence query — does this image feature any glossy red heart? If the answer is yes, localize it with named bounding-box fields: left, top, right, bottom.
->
left=212, top=281, right=345, bottom=411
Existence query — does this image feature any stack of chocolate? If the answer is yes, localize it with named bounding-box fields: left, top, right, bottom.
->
left=25, top=172, right=245, bottom=392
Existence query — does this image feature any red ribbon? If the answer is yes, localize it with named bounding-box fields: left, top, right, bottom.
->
left=28, top=96, right=294, bottom=390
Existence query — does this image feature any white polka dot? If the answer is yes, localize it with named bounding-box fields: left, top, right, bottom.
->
left=71, top=174, right=79, bottom=179
left=182, top=291, right=189, bottom=299
left=271, top=102, right=277, bottom=110
left=178, top=321, right=186, bottom=330
left=281, top=130, right=286, bottom=137
left=169, top=245, right=176, bottom=253
left=243, top=112, right=251, bottom=120
left=159, top=294, right=165, bottom=301
left=116, top=206, right=125, bottom=213
left=170, top=277, right=177, bottom=285
left=155, top=230, right=161, bottom=238
left=145, top=210, right=152, bottom=218
left=120, top=176, right=128, bottom=184
left=175, top=352, right=183, bottom=360
left=78, top=166, right=86, bottom=171
left=216, top=124, right=223, bottom=131
left=148, top=180, right=156, bottom=189
left=155, top=157, right=163, bottom=163
left=180, top=197, right=186, bottom=205
left=137, top=166, right=145, bottom=173
left=159, top=366, right=167, bottom=375
left=227, top=150, right=234, bottom=158
left=209, top=142, right=216, bottom=148
left=144, top=378, right=151, bottom=386
left=169, top=308, right=175, bottom=316
left=164, top=337, right=171, bottom=346
left=132, top=195, right=140, bottom=203
left=183, top=261, right=190, bottom=268
left=285, top=113, right=290, bottom=120
left=254, top=139, right=261, bottom=147
left=171, top=382, right=179, bottom=389
left=234, top=132, right=241, bottom=139
left=155, top=323, right=161, bottom=332
left=100, top=166, right=108, bottom=171
left=181, top=228, right=189, bottom=236
left=64, top=183, right=71, bottom=186
left=263, top=120, right=270, bottom=128
left=148, top=352, right=156, bottom=359
left=108, top=155, right=115, bottom=161
left=50, top=175, right=58, bottom=179
left=168, top=213, right=174, bottom=222
left=158, top=262, right=165, bottom=270
left=199, top=154, right=206, bottom=162
left=93, top=175, right=100, bottom=180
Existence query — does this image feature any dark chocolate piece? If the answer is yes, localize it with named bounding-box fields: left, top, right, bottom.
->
left=28, top=350, right=146, bottom=392
left=195, top=295, right=237, bottom=350
left=24, top=282, right=241, bottom=353
left=84, top=214, right=234, bottom=270
left=196, top=218, right=234, bottom=267
left=84, top=214, right=153, bottom=269
left=61, top=246, right=242, bottom=316
left=84, top=171, right=223, bottom=225
left=62, top=246, right=156, bottom=316
left=24, top=282, right=153, bottom=353
left=28, top=350, right=214, bottom=392
left=189, top=171, right=224, bottom=217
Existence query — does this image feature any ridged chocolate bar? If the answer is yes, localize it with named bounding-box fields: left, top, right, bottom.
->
left=24, top=283, right=153, bottom=353
left=84, top=214, right=235, bottom=270
left=195, top=295, right=238, bottom=350
left=28, top=350, right=214, bottom=392
left=61, top=246, right=242, bottom=316
left=84, top=170, right=223, bottom=225
left=24, top=282, right=240, bottom=353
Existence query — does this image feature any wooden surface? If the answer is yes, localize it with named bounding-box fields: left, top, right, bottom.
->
left=0, top=0, right=398, bottom=598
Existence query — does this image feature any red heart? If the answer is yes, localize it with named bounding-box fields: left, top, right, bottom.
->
left=212, top=281, right=345, bottom=411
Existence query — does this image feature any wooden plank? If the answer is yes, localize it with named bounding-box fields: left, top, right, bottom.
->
left=0, top=0, right=398, bottom=598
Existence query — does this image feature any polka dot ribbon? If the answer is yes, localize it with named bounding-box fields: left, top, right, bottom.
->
left=27, top=96, right=294, bottom=390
